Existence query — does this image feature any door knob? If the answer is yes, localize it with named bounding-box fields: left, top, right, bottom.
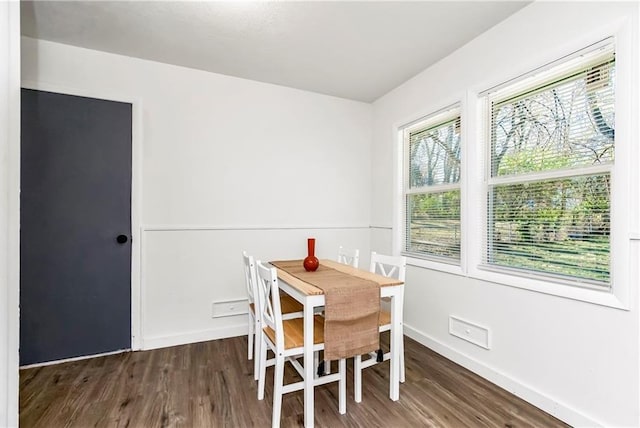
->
left=116, top=234, right=128, bottom=244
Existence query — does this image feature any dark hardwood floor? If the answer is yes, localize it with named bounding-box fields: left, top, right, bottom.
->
left=20, top=334, right=569, bottom=427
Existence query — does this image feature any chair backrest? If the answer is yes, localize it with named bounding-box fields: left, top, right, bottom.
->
left=255, top=260, right=284, bottom=349
left=369, top=252, right=406, bottom=281
left=242, top=251, right=258, bottom=305
left=337, top=246, right=360, bottom=268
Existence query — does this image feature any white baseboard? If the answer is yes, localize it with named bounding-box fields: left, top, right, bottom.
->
left=404, top=324, right=602, bottom=428
left=142, top=324, right=247, bottom=350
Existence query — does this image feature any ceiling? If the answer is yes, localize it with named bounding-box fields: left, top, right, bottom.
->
left=20, top=1, right=529, bottom=103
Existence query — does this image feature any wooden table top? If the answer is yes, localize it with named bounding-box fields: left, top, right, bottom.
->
left=272, top=259, right=403, bottom=297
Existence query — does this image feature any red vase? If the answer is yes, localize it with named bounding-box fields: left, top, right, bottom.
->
left=303, top=238, right=319, bottom=272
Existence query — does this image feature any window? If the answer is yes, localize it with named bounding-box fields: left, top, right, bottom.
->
left=403, top=107, right=461, bottom=262
left=483, top=41, right=615, bottom=288
left=396, top=31, right=631, bottom=306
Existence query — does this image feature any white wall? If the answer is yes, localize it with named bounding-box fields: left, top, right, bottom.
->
left=372, top=2, right=638, bottom=427
left=21, top=37, right=373, bottom=350
left=1, top=1, right=20, bottom=427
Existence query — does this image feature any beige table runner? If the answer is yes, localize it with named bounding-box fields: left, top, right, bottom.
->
left=271, top=260, right=380, bottom=360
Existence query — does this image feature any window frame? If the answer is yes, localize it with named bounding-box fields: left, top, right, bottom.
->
left=401, top=105, right=463, bottom=266
left=483, top=42, right=615, bottom=289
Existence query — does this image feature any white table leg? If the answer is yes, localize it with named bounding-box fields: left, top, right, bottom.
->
left=354, top=354, right=363, bottom=403
left=389, top=285, right=404, bottom=401
left=338, top=358, right=346, bottom=414
left=303, top=298, right=315, bottom=427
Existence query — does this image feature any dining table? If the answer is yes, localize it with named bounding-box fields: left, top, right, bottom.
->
left=271, top=258, right=405, bottom=428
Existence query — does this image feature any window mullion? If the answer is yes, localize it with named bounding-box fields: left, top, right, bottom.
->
left=488, top=163, right=612, bottom=186
left=406, top=183, right=460, bottom=195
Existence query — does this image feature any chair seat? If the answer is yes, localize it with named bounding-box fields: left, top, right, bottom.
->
left=379, top=309, right=391, bottom=326
left=263, top=315, right=325, bottom=350
left=280, top=292, right=304, bottom=314
left=250, top=295, right=302, bottom=316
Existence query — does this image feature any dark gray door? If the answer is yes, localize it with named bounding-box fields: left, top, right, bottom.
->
left=20, top=89, right=132, bottom=365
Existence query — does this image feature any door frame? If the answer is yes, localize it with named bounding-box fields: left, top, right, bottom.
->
left=2, top=1, right=21, bottom=426
left=21, top=80, right=143, bottom=351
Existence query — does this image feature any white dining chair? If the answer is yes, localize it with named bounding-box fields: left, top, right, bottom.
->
left=242, top=251, right=261, bottom=381
left=255, top=260, right=346, bottom=428
left=337, top=246, right=360, bottom=268
left=242, top=251, right=304, bottom=382
left=354, top=251, right=406, bottom=403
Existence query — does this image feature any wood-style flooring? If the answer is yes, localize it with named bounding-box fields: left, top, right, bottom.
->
left=20, top=334, right=569, bottom=427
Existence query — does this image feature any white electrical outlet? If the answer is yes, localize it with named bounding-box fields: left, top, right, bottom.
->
left=211, top=299, right=248, bottom=318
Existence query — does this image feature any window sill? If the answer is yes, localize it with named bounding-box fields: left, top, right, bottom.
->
left=405, top=255, right=464, bottom=276
left=470, top=267, right=629, bottom=310
left=406, top=256, right=629, bottom=310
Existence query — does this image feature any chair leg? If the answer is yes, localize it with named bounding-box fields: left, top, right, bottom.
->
left=338, top=358, right=346, bottom=415
left=272, top=355, right=285, bottom=428
left=317, top=358, right=330, bottom=376
left=257, top=339, right=268, bottom=400
left=248, top=314, right=254, bottom=360
left=400, top=332, right=405, bottom=383
left=253, top=321, right=261, bottom=381
left=354, top=354, right=363, bottom=403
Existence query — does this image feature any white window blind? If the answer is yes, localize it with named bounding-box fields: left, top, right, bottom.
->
left=484, top=41, right=615, bottom=287
left=404, top=107, right=461, bottom=262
